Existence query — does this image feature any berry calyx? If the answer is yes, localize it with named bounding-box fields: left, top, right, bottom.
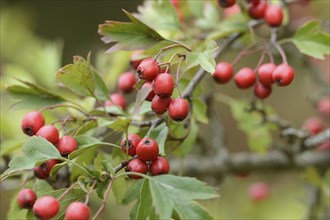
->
left=302, top=116, right=325, bottom=135
left=248, top=182, right=270, bottom=202
left=168, top=98, right=190, bottom=121
left=57, top=135, right=78, bottom=157
left=125, top=158, right=148, bottom=179
left=118, top=72, right=137, bottom=93
left=35, top=125, right=60, bottom=145
left=121, top=134, right=142, bottom=157
left=65, top=202, right=90, bottom=220
left=17, top=189, right=37, bottom=209
left=151, top=96, right=171, bottom=115
left=105, top=93, right=126, bottom=110
left=234, top=68, right=256, bottom=89
left=130, top=50, right=144, bottom=70
left=212, top=62, right=233, bottom=84
left=33, top=196, right=60, bottom=219
left=248, top=0, right=268, bottom=19
left=257, top=63, right=276, bottom=86
left=153, top=72, right=174, bottom=97
left=317, top=97, right=330, bottom=117
left=254, top=82, right=272, bottom=99
left=21, top=111, right=45, bottom=136
left=137, top=58, right=159, bottom=81
left=217, top=0, right=236, bottom=8
left=141, top=81, right=156, bottom=101
left=272, top=64, right=294, bottom=86
left=149, top=157, right=170, bottom=176
left=264, top=5, right=283, bottom=27
left=136, top=138, right=159, bottom=162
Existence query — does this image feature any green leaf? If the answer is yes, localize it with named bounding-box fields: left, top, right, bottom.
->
left=132, top=82, right=153, bottom=115
left=193, top=97, right=208, bottom=124
left=96, top=178, right=110, bottom=199
left=75, top=120, right=98, bottom=136
left=112, top=174, right=128, bottom=204
left=292, top=20, right=330, bottom=59
left=149, top=123, right=169, bottom=155
left=93, top=70, right=110, bottom=101
left=107, top=118, right=131, bottom=132
left=135, top=179, right=152, bottom=220
left=56, top=54, right=96, bottom=96
left=174, top=201, right=214, bottom=220
left=1, top=136, right=62, bottom=180
left=70, top=146, right=98, bottom=181
left=195, top=3, right=220, bottom=30
left=98, top=10, right=167, bottom=53
left=68, top=136, right=102, bottom=159
left=173, top=120, right=198, bottom=156
left=186, top=40, right=218, bottom=73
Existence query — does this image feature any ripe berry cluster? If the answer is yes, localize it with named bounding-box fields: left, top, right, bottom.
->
left=17, top=188, right=90, bottom=220
left=21, top=111, right=78, bottom=179
left=212, top=62, right=295, bottom=99
left=121, top=134, right=169, bottom=179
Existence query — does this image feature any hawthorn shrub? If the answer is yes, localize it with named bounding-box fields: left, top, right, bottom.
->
left=0, top=0, right=329, bottom=219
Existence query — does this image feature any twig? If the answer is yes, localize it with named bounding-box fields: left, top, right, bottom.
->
left=92, top=178, right=113, bottom=220
left=114, top=156, right=138, bottom=173
left=84, top=180, right=97, bottom=204
left=57, top=182, right=79, bottom=201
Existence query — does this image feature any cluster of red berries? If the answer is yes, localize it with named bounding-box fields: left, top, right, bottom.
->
left=218, top=0, right=284, bottom=28
left=212, top=62, right=295, bottom=99
left=121, top=134, right=169, bottom=179
left=21, top=111, right=78, bottom=179
left=17, top=189, right=90, bottom=219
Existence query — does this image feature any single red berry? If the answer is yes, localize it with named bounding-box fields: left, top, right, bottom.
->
left=17, top=189, right=37, bottom=209
left=125, top=158, right=148, bottom=179
left=254, top=82, right=272, bottom=99
left=149, top=157, right=170, bottom=176
left=212, top=62, right=233, bottom=84
left=141, top=81, right=156, bottom=101
left=153, top=72, right=174, bottom=97
left=168, top=98, right=190, bottom=121
left=44, top=159, right=59, bottom=173
left=136, top=138, right=159, bottom=162
left=317, top=140, right=330, bottom=151
left=302, top=116, right=325, bottom=135
left=130, top=50, right=144, bottom=70
left=223, top=4, right=241, bottom=18
left=248, top=182, right=270, bottom=202
left=137, top=58, right=159, bottom=81
left=33, top=166, right=49, bottom=179
left=151, top=96, right=171, bottom=115
left=170, top=0, right=180, bottom=8
left=57, top=136, right=78, bottom=157
left=234, top=68, right=256, bottom=89
left=65, top=202, right=90, bottom=220
left=35, top=125, right=59, bottom=145
left=264, top=5, right=283, bottom=27
left=121, top=134, right=142, bottom=157
left=272, top=64, right=294, bottom=86
left=118, top=72, right=137, bottom=93
left=105, top=93, right=126, bottom=110
left=248, top=0, right=268, bottom=19
left=217, top=0, right=236, bottom=8
left=246, top=0, right=260, bottom=6
left=21, top=111, right=45, bottom=136
left=33, top=196, right=60, bottom=219
left=257, top=63, right=276, bottom=86
left=317, top=97, right=330, bottom=117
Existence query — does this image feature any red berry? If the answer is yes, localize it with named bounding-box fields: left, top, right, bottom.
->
left=44, top=159, right=59, bottom=173
left=168, top=98, right=190, bottom=121
left=317, top=97, right=330, bottom=117
left=35, top=125, right=59, bottom=145
left=121, top=134, right=142, bottom=157
left=141, top=81, right=156, bottom=101
left=248, top=0, right=268, bottom=19
left=150, top=157, right=170, bottom=176
left=105, top=93, right=126, bottom=110
left=317, top=140, right=330, bottom=151
left=33, top=196, right=60, bottom=219
left=257, top=63, right=276, bottom=86
left=17, top=189, right=37, bottom=209
left=65, top=202, right=90, bottom=220
left=170, top=0, right=180, bottom=8
left=118, top=72, right=137, bottom=93
left=302, top=116, right=325, bottom=135
left=254, top=82, right=272, bottom=99
left=57, top=136, right=78, bottom=157
left=212, top=62, right=233, bottom=84
left=264, top=5, right=283, bottom=27
left=136, top=138, right=159, bottom=162
left=33, top=166, right=49, bottom=179
left=272, top=64, right=294, bottom=86
left=153, top=72, right=174, bottom=97
left=248, top=182, right=270, bottom=202
left=21, top=111, right=45, bottom=136
left=137, top=58, right=159, bottom=81
left=234, top=68, right=256, bottom=89
left=126, top=158, right=148, bottom=179
left=151, top=96, right=171, bottom=115
left=224, top=4, right=241, bottom=18
left=246, top=0, right=260, bottom=6
left=130, top=50, right=144, bottom=70
left=218, top=0, right=236, bottom=8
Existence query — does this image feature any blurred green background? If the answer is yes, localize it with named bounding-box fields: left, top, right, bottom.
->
left=0, top=0, right=329, bottom=219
